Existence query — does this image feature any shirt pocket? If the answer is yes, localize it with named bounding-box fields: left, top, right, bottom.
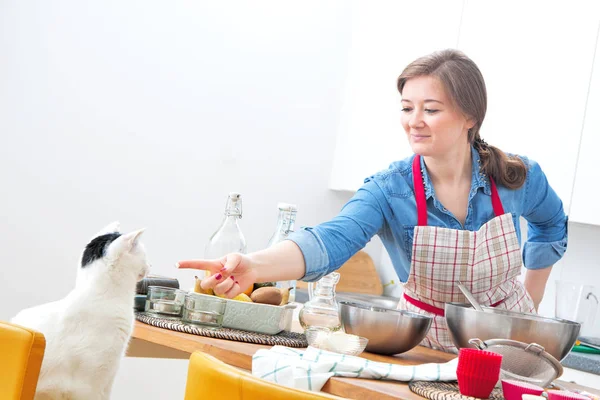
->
left=403, top=226, right=416, bottom=262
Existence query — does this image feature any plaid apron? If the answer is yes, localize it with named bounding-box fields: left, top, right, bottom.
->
left=398, top=155, right=535, bottom=353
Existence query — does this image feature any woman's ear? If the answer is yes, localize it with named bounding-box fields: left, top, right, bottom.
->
left=465, top=116, right=477, bottom=131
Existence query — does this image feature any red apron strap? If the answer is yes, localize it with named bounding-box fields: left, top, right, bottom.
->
left=404, top=292, right=507, bottom=317
left=412, top=155, right=428, bottom=226
left=404, top=293, right=444, bottom=316
left=413, top=154, right=506, bottom=222
left=489, top=177, right=505, bottom=216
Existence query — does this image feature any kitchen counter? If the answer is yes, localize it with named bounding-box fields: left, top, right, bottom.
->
left=129, top=321, right=600, bottom=398
left=129, top=320, right=454, bottom=399
left=563, top=351, right=600, bottom=375
left=563, top=336, right=600, bottom=377
left=296, top=289, right=600, bottom=382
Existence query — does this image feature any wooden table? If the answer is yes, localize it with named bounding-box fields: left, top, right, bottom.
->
left=128, top=321, right=600, bottom=399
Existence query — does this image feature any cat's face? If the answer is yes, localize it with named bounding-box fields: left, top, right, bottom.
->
left=82, top=222, right=150, bottom=281
left=119, top=235, right=151, bottom=281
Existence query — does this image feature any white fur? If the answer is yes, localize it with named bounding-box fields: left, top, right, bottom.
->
left=12, top=222, right=150, bottom=400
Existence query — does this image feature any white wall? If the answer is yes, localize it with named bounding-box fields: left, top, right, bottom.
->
left=330, top=0, right=464, bottom=191
left=0, top=1, right=361, bottom=398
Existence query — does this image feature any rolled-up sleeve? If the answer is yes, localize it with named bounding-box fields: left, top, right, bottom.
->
left=286, top=180, right=387, bottom=282
left=521, top=158, right=568, bottom=270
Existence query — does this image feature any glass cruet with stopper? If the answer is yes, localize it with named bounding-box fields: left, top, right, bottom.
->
left=266, top=202, right=298, bottom=302
left=298, top=272, right=341, bottom=332
left=204, top=192, right=247, bottom=277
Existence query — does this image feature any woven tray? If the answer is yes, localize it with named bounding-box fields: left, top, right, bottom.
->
left=409, top=382, right=504, bottom=400
left=135, top=312, right=308, bottom=347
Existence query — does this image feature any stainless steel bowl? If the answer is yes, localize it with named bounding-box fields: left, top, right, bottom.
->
left=339, top=301, right=432, bottom=355
left=445, top=303, right=581, bottom=360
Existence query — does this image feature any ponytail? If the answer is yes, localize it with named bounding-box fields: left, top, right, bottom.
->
left=472, top=133, right=527, bottom=189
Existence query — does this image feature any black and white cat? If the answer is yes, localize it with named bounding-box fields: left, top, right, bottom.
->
left=12, top=221, right=150, bottom=400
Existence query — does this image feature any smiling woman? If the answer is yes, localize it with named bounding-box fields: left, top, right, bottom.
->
left=399, top=74, right=476, bottom=225
left=178, top=48, right=569, bottom=355
left=397, top=53, right=527, bottom=191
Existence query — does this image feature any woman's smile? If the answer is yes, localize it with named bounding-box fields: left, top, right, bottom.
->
left=411, top=134, right=431, bottom=142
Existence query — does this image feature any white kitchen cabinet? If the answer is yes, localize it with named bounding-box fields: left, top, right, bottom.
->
left=570, top=23, right=600, bottom=225
left=329, top=0, right=464, bottom=191
left=457, top=1, right=599, bottom=213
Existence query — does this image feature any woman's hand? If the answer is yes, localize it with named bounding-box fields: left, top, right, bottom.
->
left=524, top=266, right=553, bottom=311
left=177, top=253, right=257, bottom=298
left=177, top=241, right=307, bottom=299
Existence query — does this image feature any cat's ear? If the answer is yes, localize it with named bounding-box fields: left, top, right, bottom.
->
left=106, top=228, right=145, bottom=258
left=123, top=228, right=145, bottom=249
left=94, top=221, right=121, bottom=238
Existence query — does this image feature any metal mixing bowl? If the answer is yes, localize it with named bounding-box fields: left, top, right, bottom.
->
left=339, top=301, right=432, bottom=355
left=445, top=303, right=581, bottom=360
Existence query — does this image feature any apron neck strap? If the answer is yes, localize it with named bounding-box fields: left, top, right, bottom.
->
left=489, top=176, right=505, bottom=216
left=412, top=155, right=428, bottom=226
left=412, top=154, right=505, bottom=227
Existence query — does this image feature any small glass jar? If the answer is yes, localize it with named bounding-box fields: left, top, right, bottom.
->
left=145, top=286, right=186, bottom=318
left=182, top=292, right=227, bottom=329
left=299, top=272, right=341, bottom=332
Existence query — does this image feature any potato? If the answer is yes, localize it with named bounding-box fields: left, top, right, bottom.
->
left=250, top=287, right=282, bottom=305
left=253, top=282, right=276, bottom=290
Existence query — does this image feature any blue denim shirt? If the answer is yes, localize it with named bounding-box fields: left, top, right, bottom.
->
left=288, top=147, right=568, bottom=283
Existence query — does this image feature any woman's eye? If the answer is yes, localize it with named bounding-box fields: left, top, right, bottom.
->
left=401, top=107, right=412, bottom=112
left=425, top=109, right=439, bottom=114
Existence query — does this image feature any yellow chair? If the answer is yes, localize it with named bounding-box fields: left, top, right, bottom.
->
left=0, top=321, right=46, bottom=400
left=184, top=351, right=345, bottom=400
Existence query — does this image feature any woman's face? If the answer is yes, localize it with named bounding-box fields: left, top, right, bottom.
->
left=400, top=75, right=474, bottom=157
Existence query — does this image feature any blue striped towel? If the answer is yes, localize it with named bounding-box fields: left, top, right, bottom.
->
left=252, top=346, right=458, bottom=392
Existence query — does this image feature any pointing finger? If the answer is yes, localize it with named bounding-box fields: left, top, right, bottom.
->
left=176, top=259, right=224, bottom=273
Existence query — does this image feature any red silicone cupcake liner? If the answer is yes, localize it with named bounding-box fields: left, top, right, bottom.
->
left=457, top=348, right=503, bottom=378
left=457, top=370, right=498, bottom=399
left=501, top=379, right=544, bottom=400
left=547, top=390, right=591, bottom=400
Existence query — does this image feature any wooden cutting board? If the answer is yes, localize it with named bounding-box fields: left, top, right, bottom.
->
left=297, top=250, right=383, bottom=295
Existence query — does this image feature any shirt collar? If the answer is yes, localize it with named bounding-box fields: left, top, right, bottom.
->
left=419, top=146, right=491, bottom=200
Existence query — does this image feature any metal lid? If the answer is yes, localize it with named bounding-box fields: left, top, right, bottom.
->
left=277, top=202, right=297, bottom=211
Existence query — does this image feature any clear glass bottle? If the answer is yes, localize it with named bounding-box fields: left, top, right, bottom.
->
left=204, top=192, right=247, bottom=277
left=266, top=202, right=298, bottom=303
left=298, top=272, right=342, bottom=332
